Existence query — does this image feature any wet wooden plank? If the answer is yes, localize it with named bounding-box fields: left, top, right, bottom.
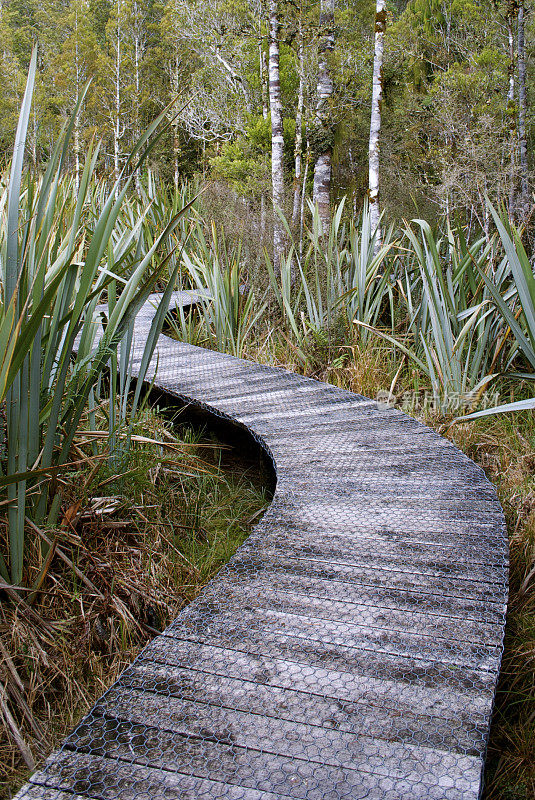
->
left=120, top=660, right=489, bottom=755
left=26, top=745, right=483, bottom=800
left=278, top=472, right=501, bottom=503
left=256, top=510, right=506, bottom=559
left=213, top=565, right=506, bottom=623
left=83, top=688, right=485, bottom=779
left=26, top=752, right=292, bottom=800
left=225, top=546, right=506, bottom=603
left=162, top=624, right=498, bottom=700
left=239, top=528, right=508, bottom=584
left=141, top=636, right=497, bottom=721
left=254, top=524, right=506, bottom=570
left=56, top=717, right=482, bottom=800
left=16, top=789, right=92, bottom=800
left=169, top=603, right=501, bottom=672
left=191, top=579, right=503, bottom=644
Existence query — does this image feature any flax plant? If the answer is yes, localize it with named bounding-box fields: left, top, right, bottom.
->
left=265, top=200, right=394, bottom=361
left=454, top=202, right=535, bottom=420
left=180, top=222, right=266, bottom=357
left=338, top=202, right=395, bottom=341
left=356, top=206, right=534, bottom=414
left=355, top=221, right=496, bottom=411
left=0, top=53, right=191, bottom=585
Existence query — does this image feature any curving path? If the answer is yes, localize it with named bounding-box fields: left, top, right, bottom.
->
left=17, top=293, right=508, bottom=800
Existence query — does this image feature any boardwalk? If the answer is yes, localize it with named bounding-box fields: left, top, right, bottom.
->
left=16, top=293, right=508, bottom=800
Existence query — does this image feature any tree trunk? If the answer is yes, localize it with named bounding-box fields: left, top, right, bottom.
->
left=517, top=0, right=529, bottom=219
left=134, top=9, right=141, bottom=191
left=292, top=17, right=305, bottom=227
left=114, top=1, right=122, bottom=187
left=507, top=13, right=515, bottom=104
left=259, top=24, right=268, bottom=120
left=173, top=123, right=180, bottom=188
left=312, top=0, right=335, bottom=231
left=507, top=10, right=516, bottom=216
left=300, top=143, right=311, bottom=258
left=171, top=57, right=180, bottom=188
left=368, top=0, right=386, bottom=246
left=74, top=114, right=81, bottom=194
left=74, top=8, right=81, bottom=193
left=260, top=192, right=266, bottom=244
left=269, top=0, right=285, bottom=273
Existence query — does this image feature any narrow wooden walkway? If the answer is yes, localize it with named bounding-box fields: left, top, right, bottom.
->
left=17, top=293, right=508, bottom=800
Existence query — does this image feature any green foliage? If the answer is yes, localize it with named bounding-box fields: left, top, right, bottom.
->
left=210, top=116, right=270, bottom=197
left=308, top=119, right=336, bottom=161
left=263, top=199, right=394, bottom=368
left=353, top=200, right=535, bottom=416
left=362, top=218, right=502, bottom=412
left=383, top=0, right=522, bottom=222
left=0, top=0, right=529, bottom=227
left=176, top=221, right=267, bottom=357
left=0, top=57, right=192, bottom=585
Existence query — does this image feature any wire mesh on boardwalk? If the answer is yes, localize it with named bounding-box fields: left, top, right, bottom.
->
left=15, top=293, right=508, bottom=800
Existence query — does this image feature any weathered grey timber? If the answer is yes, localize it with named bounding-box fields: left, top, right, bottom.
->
left=16, top=293, right=508, bottom=800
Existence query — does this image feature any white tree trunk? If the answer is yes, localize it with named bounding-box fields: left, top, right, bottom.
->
left=507, top=15, right=515, bottom=104
left=292, top=18, right=304, bottom=227
left=300, top=144, right=310, bottom=258
left=368, top=0, right=386, bottom=245
left=507, top=12, right=516, bottom=216
left=260, top=192, right=266, bottom=241
left=259, top=23, right=268, bottom=120
left=517, top=0, right=529, bottom=218
left=173, top=123, right=180, bottom=188
left=74, top=114, right=81, bottom=194
left=134, top=30, right=141, bottom=191
left=171, top=57, right=180, bottom=188
left=269, top=0, right=285, bottom=273
left=74, top=9, right=81, bottom=193
left=114, top=0, right=122, bottom=186
left=312, top=0, right=335, bottom=231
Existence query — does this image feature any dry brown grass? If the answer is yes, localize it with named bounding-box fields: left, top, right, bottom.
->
left=0, top=409, right=268, bottom=799
left=454, top=416, right=535, bottom=800
left=413, top=412, right=535, bottom=800
left=248, top=322, right=401, bottom=399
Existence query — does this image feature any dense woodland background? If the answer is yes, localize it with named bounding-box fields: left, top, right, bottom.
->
left=0, top=0, right=533, bottom=238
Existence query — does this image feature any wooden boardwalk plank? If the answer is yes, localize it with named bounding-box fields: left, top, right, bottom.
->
left=15, top=294, right=508, bottom=800
left=211, top=567, right=506, bottom=622
left=168, top=605, right=501, bottom=672
left=120, top=661, right=489, bottom=752
left=70, top=693, right=485, bottom=783
left=225, top=546, right=506, bottom=603
left=188, top=581, right=503, bottom=643
left=236, top=530, right=507, bottom=583
left=140, top=636, right=497, bottom=721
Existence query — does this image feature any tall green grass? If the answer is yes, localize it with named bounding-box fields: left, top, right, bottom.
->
left=175, top=222, right=266, bottom=357
left=262, top=200, right=394, bottom=367
left=396, top=205, right=535, bottom=415
left=176, top=195, right=533, bottom=416
left=0, top=53, right=192, bottom=585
